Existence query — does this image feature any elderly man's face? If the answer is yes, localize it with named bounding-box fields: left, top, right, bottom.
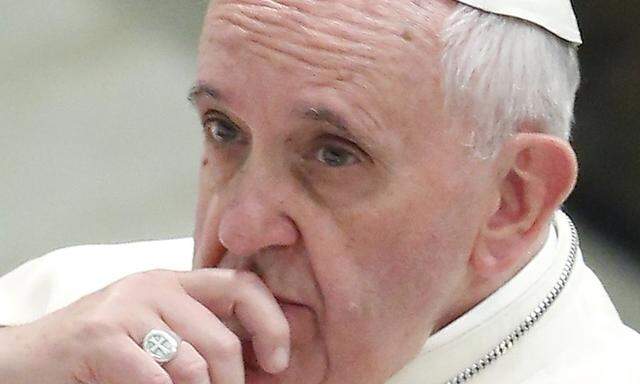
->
left=192, top=0, right=494, bottom=382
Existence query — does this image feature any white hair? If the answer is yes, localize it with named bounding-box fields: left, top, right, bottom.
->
left=440, top=4, right=581, bottom=157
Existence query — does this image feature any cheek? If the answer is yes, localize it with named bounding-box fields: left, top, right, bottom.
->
left=350, top=216, right=454, bottom=316
left=315, top=182, right=474, bottom=335
left=194, top=150, right=227, bottom=254
left=195, top=143, right=243, bottom=216
left=314, top=207, right=474, bottom=380
left=196, top=153, right=215, bottom=218
left=307, top=227, right=451, bottom=382
left=195, top=161, right=209, bottom=227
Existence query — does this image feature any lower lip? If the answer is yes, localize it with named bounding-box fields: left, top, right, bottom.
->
left=279, top=301, right=307, bottom=316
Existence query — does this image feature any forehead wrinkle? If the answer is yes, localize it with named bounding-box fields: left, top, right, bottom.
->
left=217, top=0, right=412, bottom=36
left=206, top=0, right=442, bottom=73
left=237, top=5, right=380, bottom=59
left=210, top=5, right=377, bottom=72
left=213, top=10, right=373, bottom=71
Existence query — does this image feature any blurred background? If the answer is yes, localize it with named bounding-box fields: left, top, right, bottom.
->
left=1, top=1, right=638, bottom=330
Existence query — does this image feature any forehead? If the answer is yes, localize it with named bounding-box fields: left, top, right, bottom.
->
left=197, top=0, right=456, bottom=149
left=201, top=0, right=449, bottom=69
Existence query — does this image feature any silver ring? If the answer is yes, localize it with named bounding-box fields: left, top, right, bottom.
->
left=142, top=329, right=181, bottom=364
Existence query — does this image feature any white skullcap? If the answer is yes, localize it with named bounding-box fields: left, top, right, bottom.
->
left=457, top=0, right=582, bottom=45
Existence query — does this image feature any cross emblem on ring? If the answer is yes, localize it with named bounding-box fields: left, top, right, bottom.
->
left=142, top=329, right=179, bottom=363
left=146, top=335, right=172, bottom=357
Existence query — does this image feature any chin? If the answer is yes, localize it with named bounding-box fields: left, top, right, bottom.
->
left=245, top=364, right=320, bottom=384
left=240, top=299, right=329, bottom=384
left=243, top=351, right=329, bottom=384
left=243, top=340, right=329, bottom=384
left=246, top=367, right=328, bottom=384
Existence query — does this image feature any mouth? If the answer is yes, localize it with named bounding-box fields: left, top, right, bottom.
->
left=242, top=296, right=317, bottom=376
left=241, top=298, right=306, bottom=374
left=274, top=294, right=306, bottom=307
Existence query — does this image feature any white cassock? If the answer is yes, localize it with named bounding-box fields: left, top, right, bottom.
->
left=1, top=211, right=638, bottom=383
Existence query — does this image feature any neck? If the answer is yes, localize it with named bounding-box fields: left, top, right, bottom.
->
left=434, top=222, right=552, bottom=332
left=387, top=211, right=578, bottom=384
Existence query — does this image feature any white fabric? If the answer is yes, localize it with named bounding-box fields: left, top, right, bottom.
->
left=0, top=238, right=193, bottom=326
left=388, top=211, right=640, bottom=383
left=1, top=211, right=638, bottom=383
left=457, top=0, right=582, bottom=45
left=424, top=224, right=557, bottom=352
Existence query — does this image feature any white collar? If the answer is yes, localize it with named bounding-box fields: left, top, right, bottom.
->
left=425, top=220, right=557, bottom=351
left=388, top=211, right=573, bottom=383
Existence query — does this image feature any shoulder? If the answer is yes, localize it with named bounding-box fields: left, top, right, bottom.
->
left=514, top=242, right=640, bottom=384
left=0, top=238, right=193, bottom=326
left=521, top=323, right=640, bottom=384
left=40, top=237, right=194, bottom=273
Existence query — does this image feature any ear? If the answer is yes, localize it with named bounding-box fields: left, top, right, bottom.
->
left=471, top=133, right=578, bottom=278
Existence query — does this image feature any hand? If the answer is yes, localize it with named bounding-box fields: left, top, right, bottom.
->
left=1, top=268, right=290, bottom=384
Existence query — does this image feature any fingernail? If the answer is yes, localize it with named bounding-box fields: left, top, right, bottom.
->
left=271, top=346, right=289, bottom=372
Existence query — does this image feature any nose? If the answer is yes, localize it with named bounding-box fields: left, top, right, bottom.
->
left=217, top=191, right=299, bottom=257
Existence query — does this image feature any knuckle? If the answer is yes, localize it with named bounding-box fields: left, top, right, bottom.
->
left=98, top=282, right=132, bottom=308
left=174, top=357, right=208, bottom=382
left=77, top=315, right=117, bottom=340
left=128, top=269, right=176, bottom=287
left=211, top=332, right=242, bottom=360
left=106, top=344, right=171, bottom=384
left=106, top=269, right=179, bottom=300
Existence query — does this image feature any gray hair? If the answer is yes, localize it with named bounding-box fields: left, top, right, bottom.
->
left=440, top=4, right=581, bottom=157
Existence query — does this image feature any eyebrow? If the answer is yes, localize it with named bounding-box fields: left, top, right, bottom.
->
left=187, top=84, right=222, bottom=104
left=188, top=84, right=379, bottom=150
left=303, top=107, right=349, bottom=132
left=301, top=106, right=377, bottom=151
left=189, top=84, right=356, bottom=137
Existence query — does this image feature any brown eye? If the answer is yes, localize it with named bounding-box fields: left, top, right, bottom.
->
left=316, top=145, right=359, bottom=167
left=204, top=118, right=240, bottom=143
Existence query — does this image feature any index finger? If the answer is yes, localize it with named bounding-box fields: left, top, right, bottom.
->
left=177, top=268, right=290, bottom=374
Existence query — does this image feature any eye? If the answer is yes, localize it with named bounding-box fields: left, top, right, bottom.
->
left=204, top=117, right=240, bottom=143
left=315, top=144, right=360, bottom=167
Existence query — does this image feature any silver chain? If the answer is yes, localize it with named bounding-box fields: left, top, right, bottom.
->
left=443, top=218, right=580, bottom=384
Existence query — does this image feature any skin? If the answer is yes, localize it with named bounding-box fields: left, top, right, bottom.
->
left=191, top=0, right=577, bottom=383
left=0, top=0, right=578, bottom=383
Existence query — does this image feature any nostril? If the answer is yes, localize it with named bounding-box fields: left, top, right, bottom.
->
left=218, top=229, right=253, bottom=257
left=193, top=234, right=227, bottom=269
